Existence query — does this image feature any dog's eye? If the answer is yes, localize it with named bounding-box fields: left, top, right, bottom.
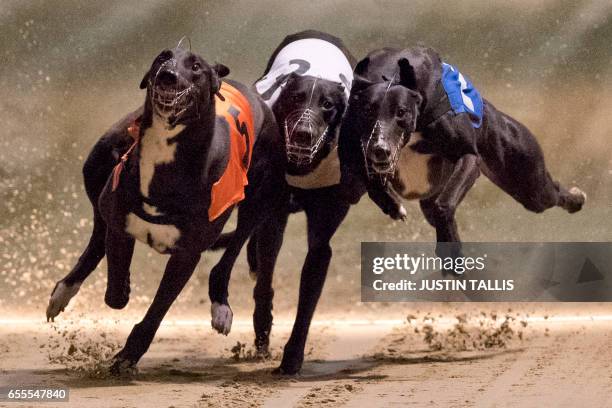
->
left=322, top=100, right=334, bottom=110
left=397, top=107, right=408, bottom=117
left=192, top=63, right=202, bottom=72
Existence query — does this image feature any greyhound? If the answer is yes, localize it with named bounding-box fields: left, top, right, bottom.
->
left=208, top=30, right=368, bottom=374
left=339, top=46, right=586, bottom=264
left=45, top=45, right=285, bottom=374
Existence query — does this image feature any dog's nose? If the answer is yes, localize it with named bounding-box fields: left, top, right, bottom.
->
left=371, top=143, right=391, bottom=162
left=158, top=70, right=178, bottom=87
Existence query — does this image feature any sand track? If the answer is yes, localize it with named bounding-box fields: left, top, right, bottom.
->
left=1, top=312, right=611, bottom=408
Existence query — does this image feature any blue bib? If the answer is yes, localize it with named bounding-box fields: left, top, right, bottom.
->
left=441, top=62, right=483, bottom=128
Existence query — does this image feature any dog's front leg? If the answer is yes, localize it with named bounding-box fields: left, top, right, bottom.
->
left=367, top=182, right=407, bottom=221
left=104, top=228, right=135, bottom=309
left=420, top=153, right=480, bottom=270
left=252, top=207, right=290, bottom=356
left=277, top=198, right=350, bottom=375
left=110, top=251, right=201, bottom=375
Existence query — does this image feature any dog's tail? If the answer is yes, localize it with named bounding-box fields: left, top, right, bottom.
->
left=210, top=231, right=235, bottom=250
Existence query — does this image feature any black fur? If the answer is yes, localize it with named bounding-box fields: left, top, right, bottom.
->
left=339, top=46, right=586, bottom=264
left=209, top=30, right=359, bottom=374
left=46, top=47, right=285, bottom=374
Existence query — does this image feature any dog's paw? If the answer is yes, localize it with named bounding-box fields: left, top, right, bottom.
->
left=272, top=364, right=301, bottom=376
left=211, top=302, right=233, bottom=335
left=104, top=278, right=130, bottom=310
left=387, top=203, right=407, bottom=222
left=271, top=366, right=298, bottom=376
left=46, top=281, right=81, bottom=322
left=566, top=187, right=587, bottom=213
left=397, top=205, right=407, bottom=222
left=109, top=355, right=138, bottom=377
left=255, top=336, right=271, bottom=359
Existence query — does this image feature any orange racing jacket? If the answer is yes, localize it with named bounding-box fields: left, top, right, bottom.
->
left=208, top=82, right=256, bottom=221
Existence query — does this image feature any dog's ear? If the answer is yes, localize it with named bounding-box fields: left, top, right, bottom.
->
left=410, top=90, right=424, bottom=108
left=210, top=63, right=230, bottom=94
left=398, top=58, right=417, bottom=90
left=213, top=63, right=230, bottom=79
left=354, top=57, right=370, bottom=75
left=139, top=70, right=150, bottom=89
left=284, top=71, right=300, bottom=86
left=351, top=73, right=374, bottom=93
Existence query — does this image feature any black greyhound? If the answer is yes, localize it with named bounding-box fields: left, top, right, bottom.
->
left=339, top=46, right=586, bottom=263
left=208, top=30, right=367, bottom=374
left=45, top=45, right=285, bottom=374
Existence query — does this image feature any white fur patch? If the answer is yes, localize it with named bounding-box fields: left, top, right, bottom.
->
left=211, top=302, right=233, bottom=335
left=125, top=213, right=180, bottom=253
left=142, top=202, right=163, bottom=216
left=139, top=116, right=185, bottom=198
left=285, top=146, right=341, bottom=189
left=46, top=281, right=81, bottom=321
left=396, top=132, right=433, bottom=199
left=569, top=186, right=587, bottom=202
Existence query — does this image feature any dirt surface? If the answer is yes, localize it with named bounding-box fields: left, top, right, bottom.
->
left=1, top=308, right=612, bottom=408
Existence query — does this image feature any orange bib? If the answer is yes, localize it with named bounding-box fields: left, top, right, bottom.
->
left=208, top=82, right=256, bottom=221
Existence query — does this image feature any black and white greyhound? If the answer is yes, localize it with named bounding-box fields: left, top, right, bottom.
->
left=45, top=45, right=285, bottom=374
left=339, top=46, right=586, bottom=263
left=208, top=30, right=361, bottom=374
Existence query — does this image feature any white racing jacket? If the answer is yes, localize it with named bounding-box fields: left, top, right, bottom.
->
left=255, top=38, right=353, bottom=107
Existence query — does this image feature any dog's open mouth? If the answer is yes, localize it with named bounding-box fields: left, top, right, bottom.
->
left=369, top=158, right=397, bottom=173
left=283, top=108, right=329, bottom=165
left=151, top=85, right=196, bottom=121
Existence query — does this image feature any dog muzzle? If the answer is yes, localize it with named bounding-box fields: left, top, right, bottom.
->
left=150, top=60, right=198, bottom=122
left=283, top=108, right=329, bottom=165
left=361, top=120, right=405, bottom=183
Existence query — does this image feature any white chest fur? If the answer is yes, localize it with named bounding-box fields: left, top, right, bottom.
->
left=396, top=132, right=433, bottom=199
left=285, top=146, right=341, bottom=189
left=125, top=213, right=181, bottom=253
left=138, top=117, right=185, bottom=198
left=124, top=117, right=185, bottom=253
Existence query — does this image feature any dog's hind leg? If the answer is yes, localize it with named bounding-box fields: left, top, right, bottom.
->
left=110, top=251, right=201, bottom=375
left=208, top=190, right=287, bottom=335
left=209, top=189, right=289, bottom=335
left=246, top=232, right=259, bottom=280
left=104, top=228, right=135, bottom=310
left=252, top=207, right=289, bottom=356
left=521, top=169, right=586, bottom=214
left=208, top=222, right=255, bottom=335
left=485, top=157, right=586, bottom=215
left=276, top=195, right=350, bottom=375
left=480, top=106, right=585, bottom=215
